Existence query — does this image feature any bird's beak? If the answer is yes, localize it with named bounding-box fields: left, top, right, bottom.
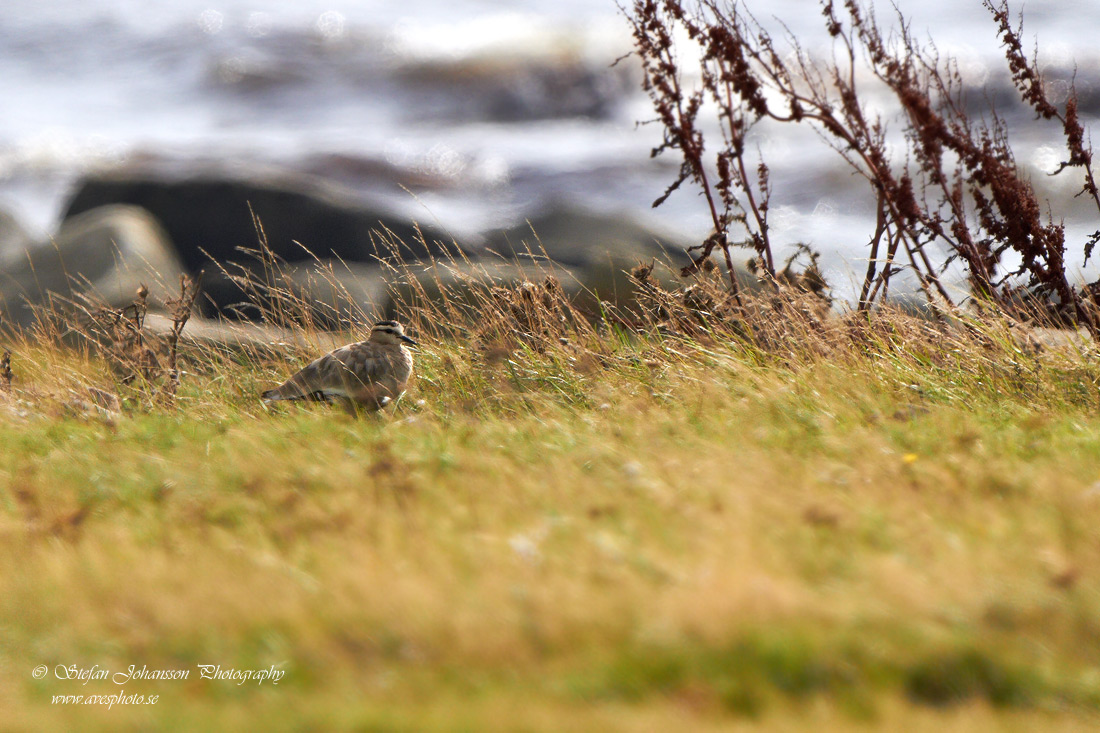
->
left=400, top=334, right=418, bottom=346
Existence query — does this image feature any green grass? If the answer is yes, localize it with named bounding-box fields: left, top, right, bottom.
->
left=4, top=311, right=1100, bottom=731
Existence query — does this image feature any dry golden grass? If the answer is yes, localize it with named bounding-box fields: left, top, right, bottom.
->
left=3, top=253, right=1100, bottom=730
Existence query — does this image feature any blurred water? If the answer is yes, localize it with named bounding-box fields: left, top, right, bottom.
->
left=2, top=0, right=1098, bottom=290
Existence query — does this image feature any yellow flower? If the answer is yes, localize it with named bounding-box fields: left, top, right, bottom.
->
left=903, top=453, right=919, bottom=464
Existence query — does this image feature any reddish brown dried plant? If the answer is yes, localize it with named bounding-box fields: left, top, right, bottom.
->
left=628, top=0, right=1100, bottom=334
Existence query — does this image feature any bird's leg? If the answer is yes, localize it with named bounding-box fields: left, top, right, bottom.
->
left=339, top=396, right=374, bottom=418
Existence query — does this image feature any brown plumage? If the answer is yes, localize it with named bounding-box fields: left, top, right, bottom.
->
left=262, top=321, right=416, bottom=413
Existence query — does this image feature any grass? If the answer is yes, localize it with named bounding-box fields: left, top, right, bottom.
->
left=3, top=286, right=1100, bottom=731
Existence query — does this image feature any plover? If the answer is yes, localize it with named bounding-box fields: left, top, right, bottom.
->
left=262, top=320, right=416, bottom=413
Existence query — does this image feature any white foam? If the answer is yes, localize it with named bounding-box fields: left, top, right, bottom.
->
left=385, top=13, right=630, bottom=65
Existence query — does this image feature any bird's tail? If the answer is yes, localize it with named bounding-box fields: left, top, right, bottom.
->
left=261, top=383, right=306, bottom=402
left=262, top=382, right=325, bottom=402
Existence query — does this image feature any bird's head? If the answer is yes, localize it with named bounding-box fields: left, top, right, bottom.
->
left=369, top=320, right=417, bottom=346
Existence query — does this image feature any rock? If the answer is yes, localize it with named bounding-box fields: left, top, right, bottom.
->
left=486, top=202, right=680, bottom=267
left=0, top=209, right=34, bottom=256
left=63, top=170, right=465, bottom=273
left=382, top=258, right=581, bottom=317
left=0, top=205, right=186, bottom=329
left=141, top=313, right=316, bottom=357
left=197, top=259, right=390, bottom=327
left=483, top=201, right=696, bottom=311
left=52, top=310, right=324, bottom=368
left=482, top=202, right=767, bottom=316
left=200, top=257, right=580, bottom=329
left=396, top=56, right=636, bottom=122
left=53, top=178, right=757, bottom=325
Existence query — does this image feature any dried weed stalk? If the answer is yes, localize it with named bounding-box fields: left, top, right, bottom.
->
left=1, top=350, right=11, bottom=393
left=61, top=274, right=202, bottom=404
left=627, top=0, right=1100, bottom=335
left=75, top=284, right=161, bottom=387
left=163, top=272, right=203, bottom=397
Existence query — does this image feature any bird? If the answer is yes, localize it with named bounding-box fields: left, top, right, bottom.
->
left=261, top=320, right=416, bottom=414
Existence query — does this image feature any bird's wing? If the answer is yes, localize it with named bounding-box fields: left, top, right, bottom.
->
left=263, top=342, right=370, bottom=401
left=261, top=353, right=329, bottom=401
left=323, top=342, right=394, bottom=388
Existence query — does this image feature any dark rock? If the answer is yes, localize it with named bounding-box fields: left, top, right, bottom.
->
left=197, top=259, right=389, bottom=326
left=382, top=259, right=581, bottom=317
left=0, top=205, right=186, bottom=329
left=483, top=201, right=692, bottom=310
left=200, top=257, right=580, bottom=329
left=63, top=171, right=465, bottom=273
left=486, top=201, right=685, bottom=267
